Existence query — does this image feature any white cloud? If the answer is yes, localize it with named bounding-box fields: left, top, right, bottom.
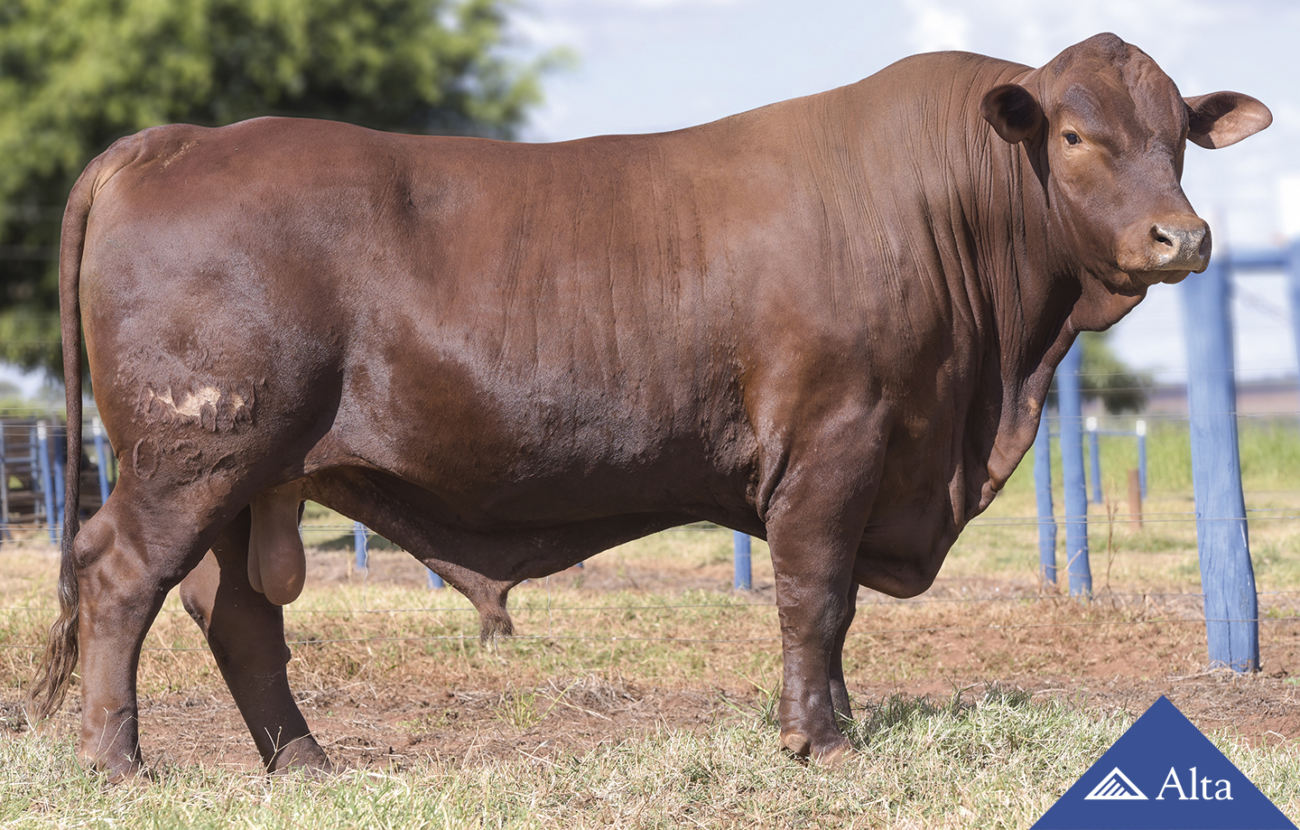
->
left=613, top=0, right=742, bottom=7
left=511, top=10, right=587, bottom=58
left=535, top=0, right=742, bottom=8
left=903, top=0, right=972, bottom=53
left=899, top=0, right=1226, bottom=67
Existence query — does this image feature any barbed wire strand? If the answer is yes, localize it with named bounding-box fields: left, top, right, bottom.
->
left=1, top=614, right=1297, bottom=654
left=5, top=588, right=1300, bottom=618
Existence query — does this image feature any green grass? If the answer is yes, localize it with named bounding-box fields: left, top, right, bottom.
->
left=992, top=417, right=1300, bottom=506
left=940, top=418, right=1300, bottom=591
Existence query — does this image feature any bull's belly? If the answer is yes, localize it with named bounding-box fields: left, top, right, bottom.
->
left=317, top=351, right=759, bottom=533
left=307, top=467, right=689, bottom=577
left=306, top=411, right=758, bottom=535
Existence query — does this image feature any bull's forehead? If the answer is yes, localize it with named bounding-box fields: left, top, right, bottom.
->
left=1040, top=33, right=1186, bottom=147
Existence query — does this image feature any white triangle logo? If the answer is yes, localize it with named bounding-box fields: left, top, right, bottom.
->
left=1084, top=767, right=1149, bottom=801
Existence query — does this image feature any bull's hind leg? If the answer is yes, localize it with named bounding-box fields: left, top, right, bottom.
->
left=178, top=511, right=331, bottom=773
left=71, top=482, right=222, bottom=779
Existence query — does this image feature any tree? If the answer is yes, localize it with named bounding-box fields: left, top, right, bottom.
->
left=1076, top=330, right=1152, bottom=414
left=0, top=0, right=556, bottom=375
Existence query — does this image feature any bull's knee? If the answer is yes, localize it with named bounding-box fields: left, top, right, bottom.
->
left=70, top=512, right=114, bottom=575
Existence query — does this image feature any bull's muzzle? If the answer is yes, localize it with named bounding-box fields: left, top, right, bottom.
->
left=1148, top=217, right=1211, bottom=272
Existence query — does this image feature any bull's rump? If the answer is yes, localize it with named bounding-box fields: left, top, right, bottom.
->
left=77, top=116, right=805, bottom=525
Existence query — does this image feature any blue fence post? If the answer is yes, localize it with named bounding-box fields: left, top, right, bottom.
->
left=53, top=424, right=66, bottom=535
left=0, top=421, right=9, bottom=541
left=1288, top=238, right=1300, bottom=398
left=353, top=521, right=369, bottom=572
left=91, top=416, right=111, bottom=506
left=35, top=421, right=57, bottom=544
left=427, top=567, right=445, bottom=589
left=1136, top=419, right=1148, bottom=498
left=1181, top=252, right=1258, bottom=672
left=732, top=531, right=752, bottom=590
left=1058, top=342, right=1091, bottom=598
left=1033, top=411, right=1057, bottom=586
left=1086, top=416, right=1102, bottom=504
left=27, top=426, right=37, bottom=530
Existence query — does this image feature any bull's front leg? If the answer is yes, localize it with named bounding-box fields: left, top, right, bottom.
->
left=764, top=455, right=875, bottom=763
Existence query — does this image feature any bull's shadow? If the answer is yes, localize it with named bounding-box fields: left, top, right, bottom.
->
left=745, top=682, right=1040, bottom=754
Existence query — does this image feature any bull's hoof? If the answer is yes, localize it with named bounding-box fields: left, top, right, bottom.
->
left=79, top=751, right=146, bottom=784
left=268, top=735, right=334, bottom=776
left=813, top=736, right=854, bottom=766
left=780, top=729, right=811, bottom=757
left=780, top=729, right=853, bottom=765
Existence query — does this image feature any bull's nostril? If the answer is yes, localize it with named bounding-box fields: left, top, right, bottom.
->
left=1151, top=225, right=1174, bottom=248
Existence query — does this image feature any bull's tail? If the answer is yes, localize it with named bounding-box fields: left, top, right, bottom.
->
left=27, top=156, right=102, bottom=723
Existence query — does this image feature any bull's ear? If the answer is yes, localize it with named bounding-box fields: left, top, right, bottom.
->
left=982, top=84, right=1044, bottom=144
left=1185, top=92, right=1272, bottom=149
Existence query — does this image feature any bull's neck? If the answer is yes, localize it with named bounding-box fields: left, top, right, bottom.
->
left=933, top=91, right=1102, bottom=497
left=820, top=56, right=1147, bottom=514
left=977, top=122, right=1077, bottom=407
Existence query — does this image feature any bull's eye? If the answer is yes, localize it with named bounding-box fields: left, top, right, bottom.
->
left=1064, top=131, right=1082, bottom=146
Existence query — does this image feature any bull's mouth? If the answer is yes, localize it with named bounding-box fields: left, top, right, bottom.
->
left=1154, top=269, right=1194, bottom=285
left=1128, top=267, right=1196, bottom=286
left=1103, top=264, right=1194, bottom=296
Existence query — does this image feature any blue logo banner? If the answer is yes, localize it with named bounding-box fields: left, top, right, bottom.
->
left=1034, top=696, right=1296, bottom=829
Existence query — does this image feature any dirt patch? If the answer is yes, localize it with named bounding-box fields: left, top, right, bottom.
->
left=11, top=546, right=1300, bottom=773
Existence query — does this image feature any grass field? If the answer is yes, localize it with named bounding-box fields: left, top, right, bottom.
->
left=1, top=419, right=1298, bottom=827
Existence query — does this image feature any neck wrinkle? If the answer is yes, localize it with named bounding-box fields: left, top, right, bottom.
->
left=950, top=96, right=1084, bottom=501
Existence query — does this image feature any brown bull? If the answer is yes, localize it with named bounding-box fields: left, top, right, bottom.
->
left=29, top=33, right=1269, bottom=777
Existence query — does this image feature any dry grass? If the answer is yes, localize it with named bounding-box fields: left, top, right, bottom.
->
left=2, top=526, right=1299, bottom=827
left=1, top=417, right=1299, bottom=825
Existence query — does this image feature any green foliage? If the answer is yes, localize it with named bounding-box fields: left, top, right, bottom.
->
left=1055, top=331, right=1152, bottom=414
left=1080, top=330, right=1152, bottom=413
left=0, top=0, right=556, bottom=374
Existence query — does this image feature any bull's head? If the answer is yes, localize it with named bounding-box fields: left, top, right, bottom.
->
left=980, top=33, right=1270, bottom=294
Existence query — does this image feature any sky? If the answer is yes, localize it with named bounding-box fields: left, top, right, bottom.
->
left=511, top=0, right=1300, bottom=383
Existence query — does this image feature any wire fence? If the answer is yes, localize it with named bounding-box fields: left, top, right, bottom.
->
left=2, top=583, right=1300, bottom=651
left=3, top=606, right=1300, bottom=654
left=0, top=399, right=1296, bottom=547
left=0, top=378, right=1295, bottom=666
